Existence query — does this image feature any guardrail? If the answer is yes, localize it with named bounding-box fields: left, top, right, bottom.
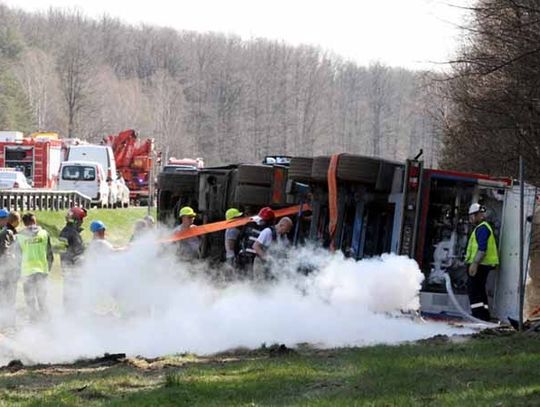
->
left=0, top=190, right=92, bottom=211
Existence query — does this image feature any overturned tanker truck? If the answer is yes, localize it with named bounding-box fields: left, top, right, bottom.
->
left=157, top=154, right=538, bottom=323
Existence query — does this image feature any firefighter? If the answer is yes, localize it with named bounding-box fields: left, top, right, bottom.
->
left=143, top=215, right=155, bottom=228
left=59, top=207, right=87, bottom=309
left=236, top=207, right=275, bottom=271
left=465, top=203, right=499, bottom=321
left=253, top=217, right=293, bottom=278
left=130, top=219, right=149, bottom=242
left=224, top=208, right=243, bottom=266
left=0, top=208, right=8, bottom=229
left=174, top=206, right=200, bottom=260
left=17, top=213, right=54, bottom=322
left=88, top=220, right=120, bottom=252
left=130, top=215, right=156, bottom=242
left=0, top=211, right=21, bottom=328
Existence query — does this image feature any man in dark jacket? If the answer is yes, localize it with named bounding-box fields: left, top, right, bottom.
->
left=0, top=211, right=21, bottom=328
left=59, top=207, right=87, bottom=310
left=236, top=207, right=276, bottom=273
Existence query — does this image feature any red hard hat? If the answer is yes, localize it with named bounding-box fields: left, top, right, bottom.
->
left=258, top=207, right=275, bottom=222
left=68, top=207, right=87, bottom=221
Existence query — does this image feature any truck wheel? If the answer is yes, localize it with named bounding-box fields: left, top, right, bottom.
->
left=235, top=184, right=272, bottom=206
left=289, top=157, right=313, bottom=183
left=237, top=164, right=274, bottom=186
left=310, top=156, right=331, bottom=182
left=336, top=154, right=381, bottom=184
left=157, top=172, right=198, bottom=192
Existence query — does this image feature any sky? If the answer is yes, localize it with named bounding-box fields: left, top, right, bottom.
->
left=3, top=0, right=473, bottom=70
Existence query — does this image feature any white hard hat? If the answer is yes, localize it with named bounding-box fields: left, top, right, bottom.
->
left=468, top=203, right=485, bottom=215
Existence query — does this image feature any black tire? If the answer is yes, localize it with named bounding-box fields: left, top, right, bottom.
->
left=337, top=154, right=381, bottom=184
left=375, top=162, right=399, bottom=192
left=235, top=184, right=272, bottom=206
left=158, top=171, right=198, bottom=192
left=237, top=164, right=273, bottom=186
left=311, top=156, right=331, bottom=182
left=289, top=157, right=313, bottom=182
left=227, top=169, right=239, bottom=208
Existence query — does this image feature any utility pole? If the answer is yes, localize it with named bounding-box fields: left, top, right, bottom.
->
left=519, top=156, right=525, bottom=331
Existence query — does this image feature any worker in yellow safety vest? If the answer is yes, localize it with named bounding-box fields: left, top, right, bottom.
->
left=465, top=203, right=499, bottom=321
left=17, top=213, right=54, bottom=322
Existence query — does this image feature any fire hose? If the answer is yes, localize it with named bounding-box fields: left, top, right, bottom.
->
left=162, top=204, right=311, bottom=243
left=443, top=273, right=499, bottom=328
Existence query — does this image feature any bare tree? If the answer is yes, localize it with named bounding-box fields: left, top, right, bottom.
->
left=15, top=48, right=62, bottom=130
left=56, top=13, right=96, bottom=137
left=366, top=63, right=391, bottom=158
left=442, top=0, right=540, bottom=180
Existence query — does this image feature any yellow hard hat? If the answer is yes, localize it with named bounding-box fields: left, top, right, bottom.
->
left=179, top=206, right=196, bottom=217
left=225, top=208, right=243, bottom=220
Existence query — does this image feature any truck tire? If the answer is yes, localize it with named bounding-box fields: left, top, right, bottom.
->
left=374, top=162, right=399, bottom=192
left=336, top=154, right=381, bottom=184
left=289, top=157, right=313, bottom=183
left=237, top=165, right=273, bottom=186
left=311, top=156, right=331, bottom=182
left=235, top=184, right=272, bottom=206
left=157, top=172, right=198, bottom=192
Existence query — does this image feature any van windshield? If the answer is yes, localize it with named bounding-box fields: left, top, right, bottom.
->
left=0, top=173, right=17, bottom=179
left=62, top=166, right=96, bottom=181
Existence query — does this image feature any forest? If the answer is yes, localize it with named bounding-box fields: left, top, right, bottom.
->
left=0, top=4, right=443, bottom=166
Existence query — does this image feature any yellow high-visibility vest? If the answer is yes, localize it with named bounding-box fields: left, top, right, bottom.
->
left=465, top=221, right=499, bottom=266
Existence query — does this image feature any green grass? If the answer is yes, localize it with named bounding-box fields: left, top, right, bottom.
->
left=33, top=207, right=156, bottom=246
left=1, top=334, right=539, bottom=406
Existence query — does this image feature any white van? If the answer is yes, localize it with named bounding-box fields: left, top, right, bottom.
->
left=58, top=161, right=109, bottom=207
left=67, top=145, right=117, bottom=182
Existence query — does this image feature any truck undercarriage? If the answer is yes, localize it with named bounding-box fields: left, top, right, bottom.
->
left=157, top=154, right=538, bottom=322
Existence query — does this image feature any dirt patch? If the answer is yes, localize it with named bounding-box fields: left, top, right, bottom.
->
left=4, top=359, right=24, bottom=372
left=417, top=334, right=451, bottom=345
left=73, top=386, right=111, bottom=401
left=472, top=326, right=516, bottom=339
left=1, top=352, right=127, bottom=375
left=268, top=344, right=297, bottom=358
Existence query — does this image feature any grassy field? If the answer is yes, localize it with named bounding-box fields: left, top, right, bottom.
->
left=0, top=332, right=539, bottom=406
left=34, top=207, right=156, bottom=246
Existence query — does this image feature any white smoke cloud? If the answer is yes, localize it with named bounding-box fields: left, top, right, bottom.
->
left=0, top=234, right=469, bottom=365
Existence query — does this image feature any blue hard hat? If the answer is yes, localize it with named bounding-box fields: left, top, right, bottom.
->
left=0, top=208, right=8, bottom=219
left=90, top=220, right=106, bottom=233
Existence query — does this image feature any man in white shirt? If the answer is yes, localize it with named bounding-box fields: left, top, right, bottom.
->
left=253, top=217, right=293, bottom=278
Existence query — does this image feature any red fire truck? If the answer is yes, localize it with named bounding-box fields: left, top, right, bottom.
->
left=0, top=132, right=63, bottom=188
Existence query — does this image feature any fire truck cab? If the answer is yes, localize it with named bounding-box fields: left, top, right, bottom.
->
left=0, top=132, right=62, bottom=188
